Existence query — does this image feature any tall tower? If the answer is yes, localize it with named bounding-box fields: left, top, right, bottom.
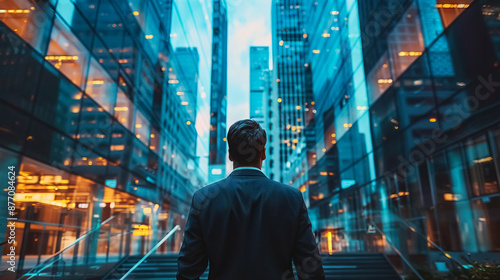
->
left=249, top=46, right=270, bottom=126
left=272, top=0, right=312, bottom=182
left=209, top=0, right=228, bottom=182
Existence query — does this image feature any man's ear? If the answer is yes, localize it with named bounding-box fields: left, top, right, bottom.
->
left=229, top=152, right=233, bottom=162
left=261, top=147, right=266, bottom=161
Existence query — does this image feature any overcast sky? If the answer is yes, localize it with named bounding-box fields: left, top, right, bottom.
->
left=226, top=0, right=272, bottom=126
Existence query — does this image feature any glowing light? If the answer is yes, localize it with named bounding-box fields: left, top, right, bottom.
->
left=327, top=232, right=333, bottom=255
left=223, top=137, right=227, bottom=141
left=133, top=11, right=139, bottom=16
left=186, top=121, right=191, bottom=125
left=296, top=105, right=301, bottom=110
left=181, top=101, right=189, bottom=105
left=436, top=4, right=470, bottom=9
left=279, top=40, right=284, bottom=46
left=277, top=98, right=282, bottom=103
left=398, top=51, right=422, bottom=57
left=114, top=106, right=128, bottom=111
left=429, top=118, right=437, bottom=123
left=321, top=33, right=330, bottom=38
left=473, top=157, right=493, bottom=164
left=145, top=35, right=154, bottom=39
left=331, top=11, right=339, bottom=15
left=211, top=169, right=222, bottom=175
left=312, top=49, right=320, bottom=54
left=378, top=79, right=393, bottom=84
left=45, top=55, right=79, bottom=62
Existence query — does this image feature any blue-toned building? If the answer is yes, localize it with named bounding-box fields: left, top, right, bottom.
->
left=294, top=0, right=500, bottom=274
left=208, top=0, right=228, bottom=182
left=271, top=0, right=315, bottom=183
left=0, top=0, right=213, bottom=276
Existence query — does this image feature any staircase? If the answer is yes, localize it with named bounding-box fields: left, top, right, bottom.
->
left=106, top=253, right=400, bottom=280
left=322, top=253, right=401, bottom=280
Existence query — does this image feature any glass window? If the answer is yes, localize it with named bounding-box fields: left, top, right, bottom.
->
left=388, top=4, right=425, bottom=80
left=77, top=95, right=113, bottom=157
left=367, top=53, right=392, bottom=105
left=0, top=27, right=44, bottom=112
left=95, top=0, right=124, bottom=55
left=46, top=17, right=90, bottom=88
left=370, top=88, right=399, bottom=149
left=0, top=102, right=30, bottom=151
left=471, top=196, right=500, bottom=252
left=430, top=147, right=477, bottom=251
left=85, top=58, right=117, bottom=112
left=24, top=120, right=75, bottom=171
left=92, top=36, right=119, bottom=79
left=114, top=89, right=134, bottom=130
left=134, top=109, right=150, bottom=146
left=56, top=0, right=94, bottom=49
left=34, top=62, right=82, bottom=137
left=464, top=135, right=499, bottom=196
left=0, top=0, right=53, bottom=53
left=493, top=128, right=500, bottom=178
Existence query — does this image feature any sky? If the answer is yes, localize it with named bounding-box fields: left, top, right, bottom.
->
left=226, top=0, right=272, bottom=127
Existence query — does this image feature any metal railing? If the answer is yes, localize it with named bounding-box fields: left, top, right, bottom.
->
left=20, top=216, right=116, bottom=280
left=119, top=225, right=180, bottom=280
left=369, top=222, right=424, bottom=280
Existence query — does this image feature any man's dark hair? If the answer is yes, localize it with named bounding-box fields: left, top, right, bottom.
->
left=227, top=119, right=267, bottom=166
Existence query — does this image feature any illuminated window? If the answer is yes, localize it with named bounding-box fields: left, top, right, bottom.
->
left=388, top=5, right=425, bottom=80
left=47, top=17, right=90, bottom=87
left=114, top=90, right=133, bottom=130
left=0, top=0, right=52, bottom=53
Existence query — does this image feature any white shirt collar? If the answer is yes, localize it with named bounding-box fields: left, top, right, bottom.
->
left=232, top=166, right=265, bottom=174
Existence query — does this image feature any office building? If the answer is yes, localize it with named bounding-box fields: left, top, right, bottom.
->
left=299, top=0, right=500, bottom=271
left=0, top=0, right=213, bottom=275
left=209, top=0, right=228, bottom=182
left=271, top=0, right=314, bottom=183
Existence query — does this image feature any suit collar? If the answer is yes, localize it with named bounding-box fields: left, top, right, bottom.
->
left=229, top=168, right=267, bottom=178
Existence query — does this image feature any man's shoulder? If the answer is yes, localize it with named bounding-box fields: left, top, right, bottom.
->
left=194, top=176, right=301, bottom=199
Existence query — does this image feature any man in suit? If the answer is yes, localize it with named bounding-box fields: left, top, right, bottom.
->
left=177, top=119, right=325, bottom=280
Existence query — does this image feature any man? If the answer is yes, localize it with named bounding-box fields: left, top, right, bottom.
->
left=177, top=119, right=325, bottom=280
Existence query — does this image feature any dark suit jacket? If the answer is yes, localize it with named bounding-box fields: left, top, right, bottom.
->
left=177, top=169, right=325, bottom=280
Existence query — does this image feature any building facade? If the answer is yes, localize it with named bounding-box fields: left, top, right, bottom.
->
left=249, top=46, right=279, bottom=178
left=0, top=0, right=213, bottom=275
left=208, top=0, right=228, bottom=182
left=299, top=0, right=500, bottom=269
left=271, top=0, right=315, bottom=183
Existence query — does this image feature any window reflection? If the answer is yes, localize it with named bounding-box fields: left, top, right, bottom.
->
left=388, top=4, right=425, bottom=80
left=114, top=89, right=134, bottom=130
left=0, top=102, right=29, bottom=151
left=0, top=0, right=53, bottom=53
left=472, top=196, right=500, bottom=252
left=86, top=58, right=117, bottom=112
left=464, top=135, right=499, bottom=196
left=47, top=17, right=89, bottom=87
left=34, top=62, right=82, bottom=137
left=367, top=53, right=392, bottom=104
left=134, top=109, right=150, bottom=146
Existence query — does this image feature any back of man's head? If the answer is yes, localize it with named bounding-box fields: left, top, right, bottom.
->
left=227, top=119, right=267, bottom=166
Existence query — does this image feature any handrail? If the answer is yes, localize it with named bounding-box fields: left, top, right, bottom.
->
left=395, top=216, right=464, bottom=266
left=370, top=222, right=424, bottom=280
left=21, top=215, right=116, bottom=280
left=119, top=225, right=180, bottom=280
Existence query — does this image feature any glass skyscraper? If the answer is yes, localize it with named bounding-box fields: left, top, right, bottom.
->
left=271, top=0, right=314, bottom=183
left=274, top=0, right=500, bottom=272
left=249, top=46, right=278, bottom=178
left=208, top=0, right=228, bottom=183
left=0, top=0, right=213, bottom=275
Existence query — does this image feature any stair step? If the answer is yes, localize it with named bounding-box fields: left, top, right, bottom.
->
left=105, top=254, right=401, bottom=280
